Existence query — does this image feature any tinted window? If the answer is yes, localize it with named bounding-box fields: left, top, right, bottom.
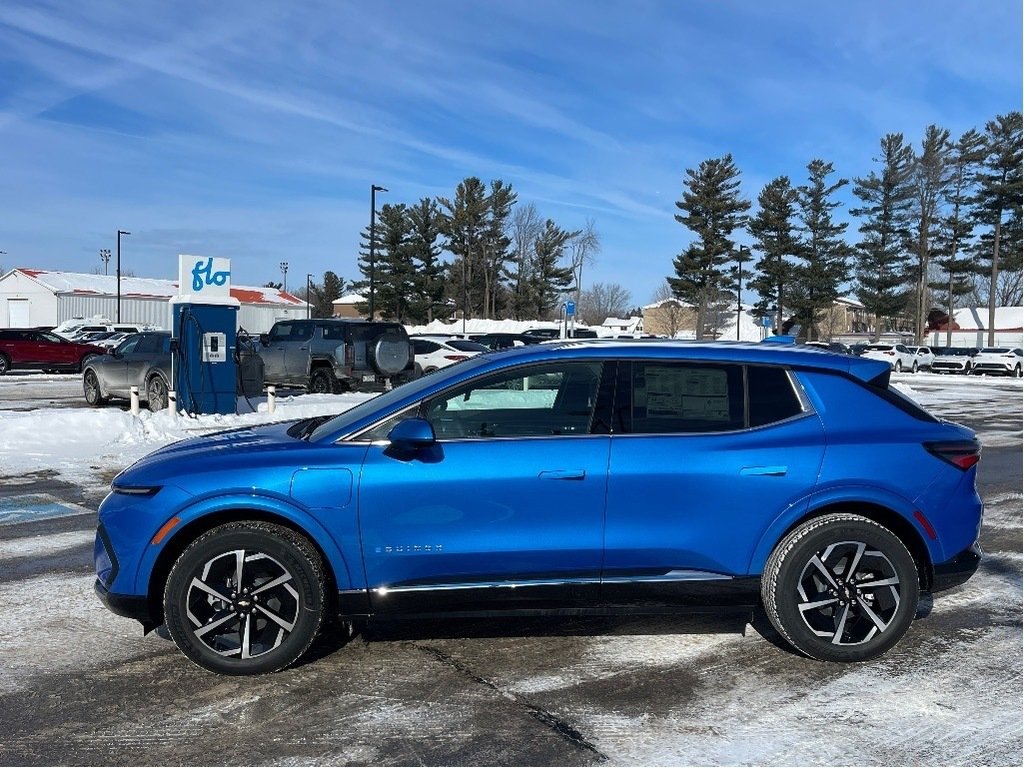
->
left=748, top=366, right=803, bottom=427
left=135, top=334, right=166, bottom=354
left=116, top=336, right=142, bottom=355
left=423, top=361, right=602, bottom=439
left=628, top=362, right=744, bottom=434
left=413, top=339, right=440, bottom=354
left=321, top=323, right=348, bottom=341
left=447, top=340, right=489, bottom=352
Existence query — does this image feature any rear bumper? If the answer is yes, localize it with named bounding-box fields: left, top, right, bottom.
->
left=931, top=540, right=983, bottom=592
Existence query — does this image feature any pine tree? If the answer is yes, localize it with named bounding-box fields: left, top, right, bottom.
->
left=668, top=155, right=750, bottom=339
left=852, top=134, right=916, bottom=340
left=480, top=180, right=516, bottom=319
left=931, top=129, right=985, bottom=346
left=438, top=178, right=489, bottom=320
left=406, top=198, right=446, bottom=323
left=373, top=203, right=414, bottom=322
left=973, top=111, right=1023, bottom=345
left=529, top=220, right=578, bottom=318
left=748, top=176, right=800, bottom=333
left=790, top=160, right=852, bottom=340
left=308, top=270, right=344, bottom=318
left=909, top=125, right=953, bottom=343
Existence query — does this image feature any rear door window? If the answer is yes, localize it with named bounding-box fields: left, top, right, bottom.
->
left=627, top=362, right=745, bottom=434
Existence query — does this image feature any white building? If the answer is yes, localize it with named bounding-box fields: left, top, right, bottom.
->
left=927, top=306, right=1024, bottom=348
left=0, top=268, right=308, bottom=333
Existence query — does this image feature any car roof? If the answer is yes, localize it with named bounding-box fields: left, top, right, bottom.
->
left=482, top=339, right=890, bottom=383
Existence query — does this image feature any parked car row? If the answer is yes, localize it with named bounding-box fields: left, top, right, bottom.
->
left=805, top=341, right=1022, bottom=376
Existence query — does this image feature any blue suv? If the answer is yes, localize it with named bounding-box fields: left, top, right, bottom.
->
left=94, top=342, right=983, bottom=674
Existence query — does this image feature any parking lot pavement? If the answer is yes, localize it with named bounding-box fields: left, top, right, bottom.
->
left=0, top=374, right=1020, bottom=765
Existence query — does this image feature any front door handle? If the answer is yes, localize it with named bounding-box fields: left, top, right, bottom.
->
left=539, top=469, right=586, bottom=481
left=740, top=465, right=788, bottom=477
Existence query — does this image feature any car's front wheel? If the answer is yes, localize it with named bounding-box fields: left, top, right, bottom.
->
left=163, top=521, right=326, bottom=675
left=893, top=360, right=903, bottom=372
left=0, top=354, right=9, bottom=375
left=83, top=370, right=107, bottom=406
left=761, top=513, right=919, bottom=663
left=910, top=361, right=918, bottom=373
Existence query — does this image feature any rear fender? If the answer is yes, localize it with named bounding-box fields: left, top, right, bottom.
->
left=747, top=484, right=937, bottom=575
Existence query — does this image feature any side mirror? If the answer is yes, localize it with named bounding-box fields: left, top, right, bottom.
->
left=387, top=418, right=436, bottom=449
left=259, top=334, right=270, bottom=346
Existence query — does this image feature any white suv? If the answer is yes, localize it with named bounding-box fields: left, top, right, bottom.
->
left=907, top=345, right=935, bottom=369
left=971, top=347, right=1023, bottom=377
left=861, top=343, right=918, bottom=372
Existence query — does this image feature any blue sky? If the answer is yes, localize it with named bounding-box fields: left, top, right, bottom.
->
left=1, top=1, right=1020, bottom=305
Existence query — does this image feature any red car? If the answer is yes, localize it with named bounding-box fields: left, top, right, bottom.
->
left=0, top=329, right=107, bottom=375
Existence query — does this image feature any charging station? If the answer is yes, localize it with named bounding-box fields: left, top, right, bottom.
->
left=171, top=255, right=239, bottom=415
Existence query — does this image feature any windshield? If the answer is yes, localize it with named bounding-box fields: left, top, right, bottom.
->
left=866, top=345, right=892, bottom=351
left=938, top=348, right=973, bottom=356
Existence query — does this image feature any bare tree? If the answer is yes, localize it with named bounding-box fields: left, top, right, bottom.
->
left=508, top=203, right=545, bottom=319
left=568, top=219, right=601, bottom=308
left=650, top=282, right=690, bottom=337
left=578, top=282, right=632, bottom=325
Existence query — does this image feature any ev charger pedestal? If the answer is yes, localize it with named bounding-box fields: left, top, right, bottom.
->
left=171, top=298, right=239, bottom=415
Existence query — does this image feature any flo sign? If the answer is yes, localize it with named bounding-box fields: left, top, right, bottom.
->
left=178, top=254, right=231, bottom=299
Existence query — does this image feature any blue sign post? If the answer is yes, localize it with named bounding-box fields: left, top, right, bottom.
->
left=566, top=301, right=576, bottom=317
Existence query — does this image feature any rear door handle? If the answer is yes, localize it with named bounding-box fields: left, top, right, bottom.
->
left=740, top=466, right=788, bottom=477
left=539, top=469, right=586, bottom=481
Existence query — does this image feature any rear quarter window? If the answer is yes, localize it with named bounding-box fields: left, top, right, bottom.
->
left=748, top=366, right=804, bottom=427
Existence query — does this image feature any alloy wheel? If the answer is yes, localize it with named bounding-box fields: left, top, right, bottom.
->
left=148, top=376, right=168, bottom=411
left=185, top=549, right=300, bottom=660
left=795, top=540, right=902, bottom=646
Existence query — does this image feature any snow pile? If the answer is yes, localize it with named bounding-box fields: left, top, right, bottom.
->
left=407, top=318, right=565, bottom=336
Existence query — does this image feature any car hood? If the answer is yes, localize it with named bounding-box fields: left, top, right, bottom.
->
left=115, top=419, right=314, bottom=488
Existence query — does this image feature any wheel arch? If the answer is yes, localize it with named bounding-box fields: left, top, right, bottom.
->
left=751, top=499, right=934, bottom=591
left=143, top=502, right=353, bottom=629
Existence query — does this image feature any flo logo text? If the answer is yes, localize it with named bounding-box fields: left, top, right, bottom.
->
left=191, top=258, right=230, bottom=292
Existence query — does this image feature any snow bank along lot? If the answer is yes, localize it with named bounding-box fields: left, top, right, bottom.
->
left=0, top=371, right=1020, bottom=766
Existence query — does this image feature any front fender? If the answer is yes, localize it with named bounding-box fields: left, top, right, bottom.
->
left=133, top=492, right=358, bottom=597
left=746, top=484, right=936, bottom=575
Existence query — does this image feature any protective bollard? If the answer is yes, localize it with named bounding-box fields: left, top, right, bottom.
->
left=130, top=386, right=140, bottom=415
left=267, top=385, right=276, bottom=414
left=167, top=390, right=177, bottom=414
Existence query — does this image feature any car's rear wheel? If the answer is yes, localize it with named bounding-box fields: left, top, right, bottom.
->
left=147, top=374, right=169, bottom=412
left=163, top=521, right=325, bottom=675
left=761, top=513, right=919, bottom=663
left=0, top=354, right=9, bottom=375
left=309, top=367, right=337, bottom=394
left=83, top=369, right=107, bottom=406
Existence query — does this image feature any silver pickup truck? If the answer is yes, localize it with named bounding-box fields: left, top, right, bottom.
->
left=259, top=319, right=415, bottom=393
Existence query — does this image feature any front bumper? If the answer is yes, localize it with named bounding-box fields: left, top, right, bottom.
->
left=972, top=363, right=1016, bottom=375
left=94, top=578, right=159, bottom=632
left=931, top=540, right=983, bottom=592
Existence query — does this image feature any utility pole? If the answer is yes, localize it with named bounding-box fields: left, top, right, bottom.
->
left=369, top=184, right=388, bottom=320
left=279, top=262, right=289, bottom=292
left=306, top=273, right=313, bottom=318
left=735, top=245, right=750, bottom=340
left=116, top=230, right=130, bottom=322
left=100, top=249, right=111, bottom=275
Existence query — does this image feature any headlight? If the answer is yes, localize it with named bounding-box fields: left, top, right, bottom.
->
left=110, top=485, right=161, bottom=497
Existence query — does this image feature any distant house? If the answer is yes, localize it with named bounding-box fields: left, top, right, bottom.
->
left=601, top=316, right=643, bottom=335
left=0, top=268, right=308, bottom=333
left=331, top=293, right=368, bottom=319
left=641, top=299, right=696, bottom=337
left=927, top=306, right=1024, bottom=348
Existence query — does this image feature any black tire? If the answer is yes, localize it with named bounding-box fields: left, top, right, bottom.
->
left=894, top=360, right=903, bottom=373
left=163, top=521, right=325, bottom=675
left=910, top=361, right=918, bottom=373
left=0, top=354, right=9, bottom=375
left=147, top=374, right=169, bottom=412
left=761, top=513, right=919, bottom=663
left=83, top=369, right=107, bottom=406
left=1016, top=365, right=1022, bottom=378
left=308, top=367, right=337, bottom=394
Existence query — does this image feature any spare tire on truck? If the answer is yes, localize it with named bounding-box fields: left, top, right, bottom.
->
left=369, top=331, right=411, bottom=378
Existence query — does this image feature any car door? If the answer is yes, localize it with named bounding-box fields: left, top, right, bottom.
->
left=356, top=360, right=613, bottom=613
left=103, top=335, right=143, bottom=394
left=260, top=323, right=290, bottom=383
left=281, top=321, right=314, bottom=384
left=125, top=334, right=161, bottom=390
left=601, top=360, right=826, bottom=605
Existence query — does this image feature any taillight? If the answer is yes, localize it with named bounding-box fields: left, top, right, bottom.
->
left=443, top=355, right=469, bottom=361
left=925, top=440, right=981, bottom=470
left=885, top=351, right=895, bottom=356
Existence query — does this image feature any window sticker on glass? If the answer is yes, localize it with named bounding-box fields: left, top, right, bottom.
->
left=642, top=366, right=730, bottom=421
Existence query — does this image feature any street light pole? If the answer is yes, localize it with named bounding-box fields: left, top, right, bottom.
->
left=735, top=245, right=749, bottom=341
left=306, top=273, right=313, bottom=319
left=116, top=230, right=130, bottom=323
left=369, top=184, right=388, bottom=321
left=279, top=262, right=289, bottom=292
